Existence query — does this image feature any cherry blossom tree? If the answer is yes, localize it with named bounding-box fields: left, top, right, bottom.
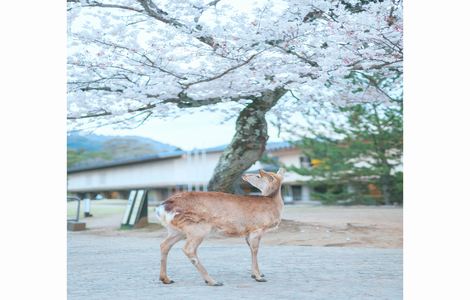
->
left=67, top=0, right=402, bottom=193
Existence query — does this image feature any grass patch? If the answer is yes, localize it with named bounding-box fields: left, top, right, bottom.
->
left=67, top=199, right=127, bottom=219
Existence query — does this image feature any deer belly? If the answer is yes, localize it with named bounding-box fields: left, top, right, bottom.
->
left=212, top=222, right=250, bottom=237
left=213, top=217, right=281, bottom=237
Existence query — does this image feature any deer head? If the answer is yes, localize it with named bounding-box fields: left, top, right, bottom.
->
left=242, top=168, right=285, bottom=196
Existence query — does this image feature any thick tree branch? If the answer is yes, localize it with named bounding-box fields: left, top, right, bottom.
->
left=67, top=91, right=258, bottom=120
left=68, top=0, right=218, bottom=49
left=135, top=0, right=185, bottom=28
left=207, top=88, right=287, bottom=193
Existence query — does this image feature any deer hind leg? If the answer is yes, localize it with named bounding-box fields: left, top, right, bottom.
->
left=182, top=226, right=222, bottom=286
left=159, top=229, right=185, bottom=284
left=247, top=230, right=266, bottom=282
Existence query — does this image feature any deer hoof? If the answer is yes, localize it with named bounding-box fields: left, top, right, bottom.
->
left=205, top=280, right=224, bottom=286
left=254, top=277, right=267, bottom=282
left=251, top=274, right=265, bottom=278
left=161, top=279, right=175, bottom=284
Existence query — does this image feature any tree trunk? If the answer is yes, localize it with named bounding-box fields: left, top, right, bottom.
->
left=207, top=88, right=286, bottom=193
left=380, top=174, right=393, bottom=205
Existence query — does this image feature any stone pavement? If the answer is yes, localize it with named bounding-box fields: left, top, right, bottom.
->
left=68, top=233, right=402, bottom=300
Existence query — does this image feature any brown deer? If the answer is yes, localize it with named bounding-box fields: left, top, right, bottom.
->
left=156, top=168, right=285, bottom=286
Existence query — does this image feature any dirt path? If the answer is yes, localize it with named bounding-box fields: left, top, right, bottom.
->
left=70, top=200, right=402, bottom=248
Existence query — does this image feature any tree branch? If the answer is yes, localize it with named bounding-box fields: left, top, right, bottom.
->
left=67, top=91, right=258, bottom=120
left=68, top=0, right=218, bottom=49
left=181, top=52, right=259, bottom=88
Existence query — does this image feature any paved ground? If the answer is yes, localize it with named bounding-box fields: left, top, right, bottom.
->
left=68, top=233, right=402, bottom=300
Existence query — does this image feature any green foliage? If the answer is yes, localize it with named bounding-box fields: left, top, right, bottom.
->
left=391, top=171, right=403, bottom=203
left=101, top=138, right=158, bottom=158
left=290, top=101, right=403, bottom=205
left=67, top=149, right=112, bottom=168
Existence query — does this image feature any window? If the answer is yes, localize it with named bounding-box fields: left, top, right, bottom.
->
left=299, top=156, right=311, bottom=168
left=292, top=185, right=302, bottom=201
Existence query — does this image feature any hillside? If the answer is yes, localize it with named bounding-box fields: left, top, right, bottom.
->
left=67, top=132, right=180, bottom=167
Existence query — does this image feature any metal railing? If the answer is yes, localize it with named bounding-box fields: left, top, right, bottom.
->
left=67, top=196, right=81, bottom=222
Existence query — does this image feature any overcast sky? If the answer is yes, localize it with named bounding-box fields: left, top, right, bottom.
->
left=94, top=109, right=292, bottom=150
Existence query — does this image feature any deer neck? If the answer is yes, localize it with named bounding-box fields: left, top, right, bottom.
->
left=263, top=186, right=284, bottom=214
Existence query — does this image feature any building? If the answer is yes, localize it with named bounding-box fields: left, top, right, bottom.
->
left=67, top=141, right=313, bottom=203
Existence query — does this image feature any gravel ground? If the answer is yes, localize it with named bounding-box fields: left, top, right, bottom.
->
left=68, top=233, right=402, bottom=300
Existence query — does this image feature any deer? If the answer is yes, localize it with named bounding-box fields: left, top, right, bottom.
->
left=156, top=168, right=285, bottom=286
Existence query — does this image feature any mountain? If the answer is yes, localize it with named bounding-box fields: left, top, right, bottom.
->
left=67, top=132, right=180, bottom=167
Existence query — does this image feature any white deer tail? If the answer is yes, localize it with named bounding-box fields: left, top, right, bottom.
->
left=155, top=204, right=176, bottom=228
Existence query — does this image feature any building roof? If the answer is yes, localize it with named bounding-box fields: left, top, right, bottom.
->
left=201, top=141, right=293, bottom=153
left=68, top=141, right=294, bottom=173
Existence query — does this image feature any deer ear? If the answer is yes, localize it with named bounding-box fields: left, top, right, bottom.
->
left=242, top=174, right=257, bottom=183
left=277, top=168, right=286, bottom=177
left=259, top=169, right=268, bottom=177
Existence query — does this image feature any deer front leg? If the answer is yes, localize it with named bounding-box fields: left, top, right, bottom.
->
left=183, top=235, right=223, bottom=286
left=245, top=236, right=264, bottom=279
left=247, top=230, right=266, bottom=282
left=160, top=230, right=185, bottom=284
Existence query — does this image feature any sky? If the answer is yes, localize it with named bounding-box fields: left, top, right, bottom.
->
left=87, top=95, right=343, bottom=150
left=94, top=109, right=291, bottom=150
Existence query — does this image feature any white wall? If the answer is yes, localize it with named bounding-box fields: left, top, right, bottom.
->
left=67, top=152, right=220, bottom=192
left=274, top=148, right=303, bottom=168
left=67, top=148, right=310, bottom=192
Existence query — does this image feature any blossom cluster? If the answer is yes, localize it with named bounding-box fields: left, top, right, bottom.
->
left=67, top=0, right=402, bottom=127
